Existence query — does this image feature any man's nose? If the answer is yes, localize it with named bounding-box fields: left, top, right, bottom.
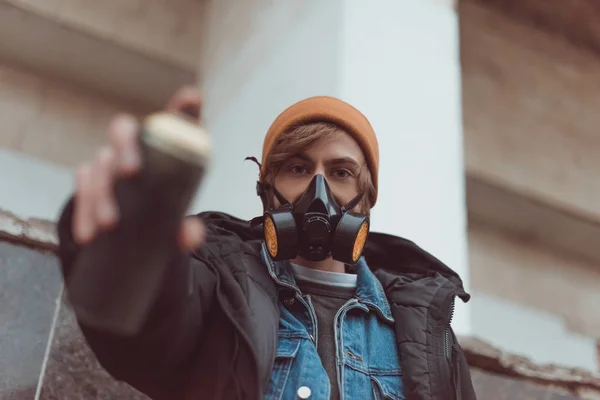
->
left=313, top=164, right=326, bottom=177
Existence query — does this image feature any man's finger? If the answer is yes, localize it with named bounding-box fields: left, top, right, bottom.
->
left=179, top=217, right=206, bottom=251
left=108, top=114, right=141, bottom=174
left=93, top=147, right=119, bottom=229
left=73, top=164, right=96, bottom=245
left=165, top=86, right=203, bottom=121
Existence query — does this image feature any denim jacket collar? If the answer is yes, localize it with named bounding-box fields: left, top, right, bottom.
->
left=261, top=243, right=296, bottom=290
left=353, top=256, right=394, bottom=323
left=261, top=242, right=394, bottom=324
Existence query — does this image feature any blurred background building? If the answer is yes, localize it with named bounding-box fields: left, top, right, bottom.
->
left=0, top=0, right=599, bottom=399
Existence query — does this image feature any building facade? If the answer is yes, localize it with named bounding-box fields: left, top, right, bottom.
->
left=0, top=0, right=599, bottom=398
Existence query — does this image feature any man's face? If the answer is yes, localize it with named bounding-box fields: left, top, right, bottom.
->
left=273, top=131, right=365, bottom=209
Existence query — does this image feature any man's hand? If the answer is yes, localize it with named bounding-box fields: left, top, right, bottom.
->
left=72, top=86, right=206, bottom=251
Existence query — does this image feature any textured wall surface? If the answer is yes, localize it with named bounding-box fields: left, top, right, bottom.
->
left=462, top=1, right=600, bottom=221
left=472, top=368, right=586, bottom=400
left=0, top=242, right=61, bottom=399
left=462, top=1, right=600, bottom=371
left=0, top=64, right=130, bottom=168
left=470, top=221, right=600, bottom=340
left=0, top=241, right=149, bottom=400
left=5, top=0, right=205, bottom=69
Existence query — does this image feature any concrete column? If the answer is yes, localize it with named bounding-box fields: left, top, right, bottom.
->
left=199, top=0, right=469, bottom=334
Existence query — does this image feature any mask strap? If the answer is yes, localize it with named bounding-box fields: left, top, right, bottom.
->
left=264, top=183, right=291, bottom=207
left=255, top=181, right=290, bottom=211
left=342, top=192, right=364, bottom=212
left=245, top=156, right=269, bottom=210
left=250, top=215, right=264, bottom=227
left=243, top=156, right=295, bottom=210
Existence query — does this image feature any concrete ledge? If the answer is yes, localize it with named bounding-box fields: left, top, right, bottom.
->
left=462, top=336, right=600, bottom=398
left=0, top=208, right=57, bottom=253
left=467, top=172, right=600, bottom=265
left=0, top=0, right=195, bottom=110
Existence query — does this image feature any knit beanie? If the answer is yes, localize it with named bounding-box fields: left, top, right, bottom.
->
left=261, top=96, right=379, bottom=206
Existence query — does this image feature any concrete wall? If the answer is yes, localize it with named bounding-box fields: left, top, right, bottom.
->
left=462, top=1, right=600, bottom=223
left=462, top=2, right=600, bottom=371
left=469, top=220, right=600, bottom=371
left=0, top=62, right=134, bottom=221
left=0, top=64, right=122, bottom=169
left=5, top=0, right=205, bottom=69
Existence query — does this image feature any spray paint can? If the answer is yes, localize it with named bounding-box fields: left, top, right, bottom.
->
left=66, top=112, right=211, bottom=336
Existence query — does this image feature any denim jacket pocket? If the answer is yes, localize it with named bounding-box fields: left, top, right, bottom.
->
left=264, top=337, right=301, bottom=400
left=371, top=373, right=404, bottom=400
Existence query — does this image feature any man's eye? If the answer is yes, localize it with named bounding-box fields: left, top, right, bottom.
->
left=333, top=169, right=351, bottom=179
left=291, top=165, right=308, bottom=174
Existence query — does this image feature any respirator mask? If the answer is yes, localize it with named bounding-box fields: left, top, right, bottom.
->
left=256, top=174, right=370, bottom=264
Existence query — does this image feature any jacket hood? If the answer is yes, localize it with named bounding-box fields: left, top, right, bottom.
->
left=198, top=211, right=470, bottom=302
left=364, top=231, right=469, bottom=301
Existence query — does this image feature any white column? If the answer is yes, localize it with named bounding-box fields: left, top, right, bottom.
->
left=199, top=0, right=469, bottom=335
left=196, top=0, right=344, bottom=219
left=339, top=0, right=469, bottom=334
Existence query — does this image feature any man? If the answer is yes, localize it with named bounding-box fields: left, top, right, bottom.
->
left=58, top=87, right=477, bottom=399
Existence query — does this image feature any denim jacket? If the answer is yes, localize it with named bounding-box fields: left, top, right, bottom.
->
left=261, top=244, right=405, bottom=400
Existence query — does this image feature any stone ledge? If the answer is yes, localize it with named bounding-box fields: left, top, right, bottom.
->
left=0, top=208, right=57, bottom=253
left=461, top=336, right=600, bottom=398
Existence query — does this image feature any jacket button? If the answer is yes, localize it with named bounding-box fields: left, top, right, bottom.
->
left=283, top=297, right=295, bottom=307
left=297, top=386, right=311, bottom=399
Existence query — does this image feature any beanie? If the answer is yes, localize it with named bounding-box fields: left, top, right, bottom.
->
left=261, top=96, right=379, bottom=206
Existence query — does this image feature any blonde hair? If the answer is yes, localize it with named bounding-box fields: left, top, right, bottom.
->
left=261, top=122, right=375, bottom=213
